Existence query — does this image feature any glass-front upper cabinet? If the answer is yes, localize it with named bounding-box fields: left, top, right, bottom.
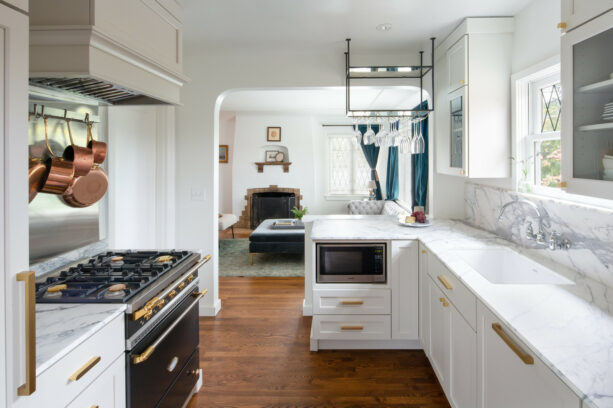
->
left=449, top=89, right=465, bottom=172
left=561, top=9, right=613, bottom=200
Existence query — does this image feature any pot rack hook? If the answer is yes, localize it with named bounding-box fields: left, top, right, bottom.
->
left=84, top=113, right=90, bottom=124
left=40, top=105, right=45, bottom=119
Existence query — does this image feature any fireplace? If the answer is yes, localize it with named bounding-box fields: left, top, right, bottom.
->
left=237, top=185, right=303, bottom=229
left=251, top=192, right=296, bottom=229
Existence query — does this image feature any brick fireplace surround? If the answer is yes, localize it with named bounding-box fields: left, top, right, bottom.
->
left=237, top=185, right=303, bottom=228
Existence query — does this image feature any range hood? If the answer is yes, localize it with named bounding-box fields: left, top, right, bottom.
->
left=29, top=0, right=189, bottom=106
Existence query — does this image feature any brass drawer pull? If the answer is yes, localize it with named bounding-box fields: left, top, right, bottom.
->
left=341, top=325, right=364, bottom=331
left=69, top=356, right=101, bottom=381
left=437, top=275, right=453, bottom=290
left=16, top=271, right=36, bottom=396
left=492, top=323, right=534, bottom=365
left=421, top=249, right=427, bottom=254
left=340, top=299, right=363, bottom=305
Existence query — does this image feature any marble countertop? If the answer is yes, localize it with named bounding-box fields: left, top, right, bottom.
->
left=36, top=303, right=126, bottom=376
left=311, top=217, right=613, bottom=408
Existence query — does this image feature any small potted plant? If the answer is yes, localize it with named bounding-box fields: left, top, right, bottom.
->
left=290, top=206, right=308, bottom=226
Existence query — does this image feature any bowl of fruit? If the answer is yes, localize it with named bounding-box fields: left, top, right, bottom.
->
left=398, top=211, right=432, bottom=228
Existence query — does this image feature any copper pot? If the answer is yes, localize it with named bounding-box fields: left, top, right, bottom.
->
left=61, top=165, right=108, bottom=208
left=40, top=117, right=75, bottom=194
left=28, top=157, right=47, bottom=203
left=62, top=119, right=94, bottom=177
left=86, top=122, right=107, bottom=164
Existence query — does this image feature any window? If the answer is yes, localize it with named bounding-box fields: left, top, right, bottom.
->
left=327, top=134, right=371, bottom=195
left=517, top=66, right=562, bottom=194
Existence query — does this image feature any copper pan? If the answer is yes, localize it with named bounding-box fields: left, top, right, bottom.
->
left=61, top=165, right=108, bottom=208
left=28, top=157, right=47, bottom=203
left=40, top=117, right=74, bottom=194
left=62, top=119, right=94, bottom=177
left=86, top=121, right=107, bottom=164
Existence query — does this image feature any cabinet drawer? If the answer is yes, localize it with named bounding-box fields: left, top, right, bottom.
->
left=312, top=315, right=391, bottom=340
left=15, top=314, right=125, bottom=408
left=313, top=289, right=391, bottom=315
left=66, top=354, right=125, bottom=408
left=428, top=254, right=476, bottom=330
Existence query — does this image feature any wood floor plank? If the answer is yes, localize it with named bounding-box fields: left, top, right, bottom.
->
left=187, top=277, right=450, bottom=408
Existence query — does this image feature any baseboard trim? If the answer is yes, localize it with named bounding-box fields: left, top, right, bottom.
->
left=312, top=339, right=421, bottom=351
left=199, top=298, right=222, bottom=316
left=302, top=299, right=312, bottom=316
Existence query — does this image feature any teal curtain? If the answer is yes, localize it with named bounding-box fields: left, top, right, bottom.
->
left=358, top=124, right=382, bottom=200
left=412, top=101, right=429, bottom=208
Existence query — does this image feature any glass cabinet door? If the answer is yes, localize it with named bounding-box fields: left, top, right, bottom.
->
left=450, top=93, right=464, bottom=169
left=572, top=25, right=613, bottom=182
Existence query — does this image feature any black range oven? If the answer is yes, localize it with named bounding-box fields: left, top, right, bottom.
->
left=316, top=243, right=386, bottom=283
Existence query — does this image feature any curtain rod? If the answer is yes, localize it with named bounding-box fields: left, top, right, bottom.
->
left=322, top=124, right=354, bottom=127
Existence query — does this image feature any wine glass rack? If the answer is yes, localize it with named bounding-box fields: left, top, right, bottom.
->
left=345, top=37, right=435, bottom=118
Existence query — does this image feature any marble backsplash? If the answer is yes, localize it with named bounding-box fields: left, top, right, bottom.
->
left=464, top=182, right=613, bottom=313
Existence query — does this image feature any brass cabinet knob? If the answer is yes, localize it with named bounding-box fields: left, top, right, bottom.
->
left=557, top=22, right=567, bottom=29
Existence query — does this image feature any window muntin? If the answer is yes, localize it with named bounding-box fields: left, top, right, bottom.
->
left=327, top=134, right=370, bottom=195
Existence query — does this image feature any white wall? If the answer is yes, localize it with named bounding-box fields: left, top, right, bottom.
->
left=107, top=106, right=176, bottom=249
left=218, top=112, right=235, bottom=214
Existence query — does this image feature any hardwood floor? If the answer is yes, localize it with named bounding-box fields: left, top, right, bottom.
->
left=187, top=277, right=450, bottom=408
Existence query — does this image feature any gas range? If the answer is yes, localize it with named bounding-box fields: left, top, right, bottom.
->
left=35, top=250, right=211, bottom=408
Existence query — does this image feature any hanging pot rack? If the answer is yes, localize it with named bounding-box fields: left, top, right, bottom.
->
left=28, top=103, right=100, bottom=124
left=345, top=37, right=435, bottom=119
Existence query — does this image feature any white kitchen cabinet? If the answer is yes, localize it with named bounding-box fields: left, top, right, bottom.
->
left=1, top=3, right=30, bottom=407
left=435, top=18, right=514, bottom=178
left=313, top=289, right=391, bottom=315
left=476, top=301, right=581, bottom=408
left=427, top=278, right=450, bottom=389
left=66, top=355, right=125, bottom=408
left=390, top=241, right=419, bottom=340
left=418, top=245, right=430, bottom=356
left=561, top=0, right=613, bottom=32
left=312, top=314, right=391, bottom=341
left=447, top=35, right=468, bottom=93
left=560, top=9, right=613, bottom=200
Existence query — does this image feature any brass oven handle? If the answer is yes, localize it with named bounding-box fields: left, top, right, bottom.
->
left=437, top=275, right=453, bottom=290
left=492, top=323, right=534, bottom=365
left=341, top=325, right=364, bottom=331
left=16, top=271, right=36, bottom=396
left=69, top=356, right=101, bottom=381
left=340, top=299, right=364, bottom=305
left=132, top=289, right=208, bottom=365
left=132, top=254, right=211, bottom=321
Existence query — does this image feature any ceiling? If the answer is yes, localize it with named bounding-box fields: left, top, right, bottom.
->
left=183, top=0, right=533, bottom=54
left=220, top=86, right=424, bottom=115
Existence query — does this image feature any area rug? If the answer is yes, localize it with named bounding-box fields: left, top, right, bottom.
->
left=219, top=239, right=304, bottom=277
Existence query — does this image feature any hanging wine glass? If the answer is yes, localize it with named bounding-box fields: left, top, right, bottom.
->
left=363, top=122, right=375, bottom=145
left=413, top=118, right=425, bottom=154
left=375, top=119, right=388, bottom=147
left=399, top=124, right=410, bottom=153
left=354, top=122, right=362, bottom=145
left=392, top=121, right=401, bottom=147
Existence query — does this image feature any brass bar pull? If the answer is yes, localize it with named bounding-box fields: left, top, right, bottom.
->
left=132, top=289, right=207, bottom=365
left=492, top=323, right=534, bottom=365
left=340, top=299, right=363, bottom=305
left=437, top=275, right=453, bottom=290
left=69, top=356, right=101, bottom=381
left=341, top=325, right=364, bottom=331
left=91, top=406, right=100, bottom=408
left=17, top=271, right=36, bottom=396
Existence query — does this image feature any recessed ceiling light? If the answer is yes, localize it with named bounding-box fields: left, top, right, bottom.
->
left=376, top=23, right=392, bottom=32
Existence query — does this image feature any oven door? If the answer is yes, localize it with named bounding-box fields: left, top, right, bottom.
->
left=316, top=243, right=386, bottom=283
left=127, top=289, right=202, bottom=408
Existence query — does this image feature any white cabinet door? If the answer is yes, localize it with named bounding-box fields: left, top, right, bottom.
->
left=477, top=302, right=581, bottom=408
left=562, top=0, right=613, bottom=31
left=418, top=245, right=430, bottom=355
left=66, top=355, right=126, bottom=408
left=427, top=278, right=450, bottom=389
left=449, top=306, right=476, bottom=408
left=0, top=4, right=30, bottom=407
left=447, top=35, right=468, bottom=93
left=391, top=241, right=419, bottom=340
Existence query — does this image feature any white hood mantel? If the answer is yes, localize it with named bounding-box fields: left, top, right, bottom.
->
left=29, top=0, right=189, bottom=105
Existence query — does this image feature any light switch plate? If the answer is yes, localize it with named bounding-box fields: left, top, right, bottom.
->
left=191, top=187, right=205, bottom=201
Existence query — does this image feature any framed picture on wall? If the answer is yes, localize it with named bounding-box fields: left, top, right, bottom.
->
left=265, top=150, right=279, bottom=162
left=219, top=145, right=229, bottom=163
left=267, top=126, right=281, bottom=142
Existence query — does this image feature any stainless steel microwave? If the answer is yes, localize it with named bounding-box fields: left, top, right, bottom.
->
left=316, top=243, right=386, bottom=283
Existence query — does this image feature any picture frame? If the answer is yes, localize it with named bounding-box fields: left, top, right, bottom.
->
left=265, top=150, right=279, bottom=162
left=219, top=145, right=229, bottom=163
left=267, top=126, right=281, bottom=142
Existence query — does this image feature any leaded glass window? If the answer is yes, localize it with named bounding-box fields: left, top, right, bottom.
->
left=328, top=134, right=370, bottom=195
